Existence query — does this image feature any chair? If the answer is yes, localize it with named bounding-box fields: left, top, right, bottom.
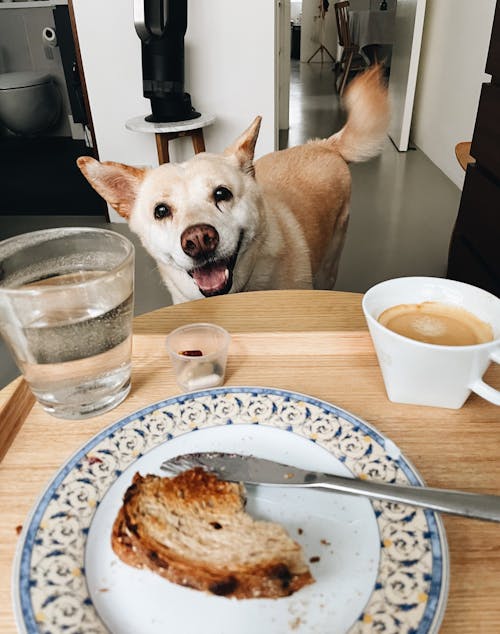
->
left=334, top=1, right=368, bottom=96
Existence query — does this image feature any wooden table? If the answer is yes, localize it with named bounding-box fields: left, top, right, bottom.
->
left=349, top=8, right=395, bottom=65
left=1, top=290, right=500, bottom=633
left=349, top=9, right=396, bottom=51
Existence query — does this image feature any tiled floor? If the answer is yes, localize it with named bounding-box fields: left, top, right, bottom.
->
left=283, top=61, right=461, bottom=294
left=0, top=61, right=461, bottom=389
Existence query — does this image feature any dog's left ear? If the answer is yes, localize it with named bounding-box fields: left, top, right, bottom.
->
left=223, top=116, right=262, bottom=176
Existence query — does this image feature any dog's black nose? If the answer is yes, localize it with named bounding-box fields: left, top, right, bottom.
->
left=181, top=224, right=219, bottom=258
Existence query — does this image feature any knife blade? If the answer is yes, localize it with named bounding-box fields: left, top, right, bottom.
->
left=160, top=451, right=500, bottom=523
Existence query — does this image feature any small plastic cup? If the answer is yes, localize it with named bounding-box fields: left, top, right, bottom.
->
left=165, top=323, right=231, bottom=391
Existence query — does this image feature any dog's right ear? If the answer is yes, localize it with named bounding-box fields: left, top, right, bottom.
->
left=77, top=157, right=146, bottom=219
left=223, top=116, right=262, bottom=176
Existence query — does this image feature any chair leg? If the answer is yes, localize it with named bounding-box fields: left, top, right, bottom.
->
left=339, top=51, right=354, bottom=96
left=333, top=55, right=344, bottom=92
left=333, top=60, right=341, bottom=82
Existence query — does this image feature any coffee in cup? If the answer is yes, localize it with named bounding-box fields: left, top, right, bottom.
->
left=362, top=277, right=500, bottom=409
left=377, top=301, right=493, bottom=346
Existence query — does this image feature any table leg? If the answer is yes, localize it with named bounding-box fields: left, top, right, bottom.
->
left=191, top=129, right=206, bottom=154
left=155, top=128, right=206, bottom=165
left=155, top=133, right=170, bottom=164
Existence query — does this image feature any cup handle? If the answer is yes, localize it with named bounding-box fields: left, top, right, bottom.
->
left=469, top=349, right=500, bottom=405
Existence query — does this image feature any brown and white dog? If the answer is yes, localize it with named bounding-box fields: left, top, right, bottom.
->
left=77, top=66, right=389, bottom=304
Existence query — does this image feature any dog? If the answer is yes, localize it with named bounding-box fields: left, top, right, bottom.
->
left=77, top=65, right=389, bottom=304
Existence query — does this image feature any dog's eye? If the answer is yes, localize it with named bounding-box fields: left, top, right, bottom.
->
left=154, top=203, right=171, bottom=220
left=213, top=186, right=233, bottom=204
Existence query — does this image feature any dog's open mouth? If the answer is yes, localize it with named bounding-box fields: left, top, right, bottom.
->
left=190, top=261, right=232, bottom=297
left=189, top=234, right=243, bottom=297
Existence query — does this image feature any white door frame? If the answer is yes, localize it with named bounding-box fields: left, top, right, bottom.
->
left=275, top=0, right=291, bottom=149
left=388, top=0, right=427, bottom=151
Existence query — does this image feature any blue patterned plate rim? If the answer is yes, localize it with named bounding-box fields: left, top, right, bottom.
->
left=12, top=386, right=450, bottom=634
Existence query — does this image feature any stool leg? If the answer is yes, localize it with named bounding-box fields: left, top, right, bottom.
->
left=155, top=133, right=170, bottom=164
left=191, top=129, right=206, bottom=154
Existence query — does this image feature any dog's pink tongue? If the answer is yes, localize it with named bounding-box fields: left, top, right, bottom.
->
left=192, top=263, right=228, bottom=293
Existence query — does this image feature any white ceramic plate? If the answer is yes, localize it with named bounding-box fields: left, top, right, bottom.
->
left=13, top=387, right=449, bottom=634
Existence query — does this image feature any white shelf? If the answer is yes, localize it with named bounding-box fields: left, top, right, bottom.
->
left=126, top=113, right=216, bottom=135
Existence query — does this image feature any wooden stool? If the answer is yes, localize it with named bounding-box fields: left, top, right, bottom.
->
left=125, top=112, right=216, bottom=165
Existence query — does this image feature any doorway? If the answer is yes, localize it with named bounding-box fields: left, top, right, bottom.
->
left=277, top=0, right=339, bottom=149
left=0, top=2, right=106, bottom=217
left=276, top=0, right=427, bottom=152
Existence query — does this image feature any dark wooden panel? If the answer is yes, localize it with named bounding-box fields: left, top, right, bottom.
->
left=447, top=165, right=500, bottom=295
left=447, top=234, right=500, bottom=297
left=448, top=2, right=500, bottom=298
left=0, top=137, right=107, bottom=216
left=470, top=83, right=500, bottom=181
left=454, top=166, right=499, bottom=264
left=53, top=6, right=87, bottom=124
left=485, top=0, right=500, bottom=80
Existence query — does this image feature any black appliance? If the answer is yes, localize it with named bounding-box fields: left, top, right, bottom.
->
left=134, top=0, right=200, bottom=123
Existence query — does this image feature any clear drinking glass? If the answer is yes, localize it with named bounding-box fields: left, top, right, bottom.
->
left=0, top=227, right=135, bottom=419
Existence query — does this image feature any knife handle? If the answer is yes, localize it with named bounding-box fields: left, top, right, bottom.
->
left=316, top=475, right=500, bottom=522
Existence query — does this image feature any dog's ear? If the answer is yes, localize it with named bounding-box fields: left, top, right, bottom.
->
left=77, top=157, right=146, bottom=219
left=223, top=116, right=262, bottom=176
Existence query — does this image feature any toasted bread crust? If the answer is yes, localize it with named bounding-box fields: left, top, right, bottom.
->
left=111, top=469, right=314, bottom=599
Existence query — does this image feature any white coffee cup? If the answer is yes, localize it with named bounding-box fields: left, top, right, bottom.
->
left=362, top=277, right=500, bottom=409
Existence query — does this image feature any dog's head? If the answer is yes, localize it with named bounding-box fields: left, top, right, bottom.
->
left=77, top=117, right=263, bottom=299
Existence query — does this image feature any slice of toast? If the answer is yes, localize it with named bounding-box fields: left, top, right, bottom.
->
left=111, top=468, right=314, bottom=599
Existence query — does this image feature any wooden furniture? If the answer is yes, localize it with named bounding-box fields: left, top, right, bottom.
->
left=125, top=112, right=216, bottom=164
left=455, top=141, right=475, bottom=172
left=1, top=289, right=500, bottom=633
left=334, top=1, right=367, bottom=95
left=447, top=2, right=500, bottom=297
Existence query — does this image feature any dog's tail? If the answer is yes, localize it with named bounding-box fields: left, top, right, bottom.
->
left=328, top=65, right=390, bottom=163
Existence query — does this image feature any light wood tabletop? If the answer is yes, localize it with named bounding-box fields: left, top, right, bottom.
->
left=1, top=289, right=499, bottom=633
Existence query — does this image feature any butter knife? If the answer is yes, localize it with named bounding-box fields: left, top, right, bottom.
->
left=160, top=452, right=500, bottom=522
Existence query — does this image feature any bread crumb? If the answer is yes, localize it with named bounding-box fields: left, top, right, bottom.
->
left=309, top=556, right=320, bottom=563
left=15, top=525, right=23, bottom=535
left=289, top=616, right=302, bottom=630
left=98, top=588, right=109, bottom=593
left=297, top=528, right=303, bottom=535
left=320, top=539, right=331, bottom=546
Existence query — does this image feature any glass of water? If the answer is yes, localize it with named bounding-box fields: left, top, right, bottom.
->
left=0, top=227, right=135, bottom=419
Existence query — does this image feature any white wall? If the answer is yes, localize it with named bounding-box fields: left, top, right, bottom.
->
left=387, top=0, right=427, bottom=151
left=291, top=1, right=302, bottom=24
left=72, top=0, right=276, bottom=222
left=411, top=0, right=496, bottom=189
left=300, top=0, right=337, bottom=63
